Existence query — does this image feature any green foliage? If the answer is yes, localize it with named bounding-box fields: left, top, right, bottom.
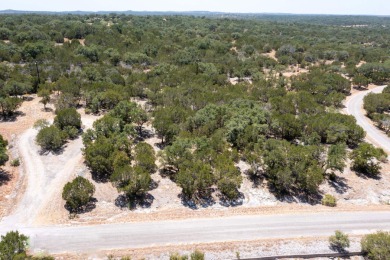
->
left=54, top=108, right=81, bottom=130
left=84, top=137, right=116, bottom=179
left=329, top=230, right=350, bottom=250
left=111, top=165, right=151, bottom=198
left=350, top=143, right=386, bottom=176
left=10, top=158, right=20, bottom=167
left=0, top=231, right=28, bottom=260
left=262, top=140, right=325, bottom=195
left=62, top=176, right=95, bottom=213
left=36, top=125, right=65, bottom=151
left=0, top=134, right=8, bottom=167
left=33, top=119, right=50, bottom=130
left=177, top=160, right=214, bottom=200
left=322, top=194, right=337, bottom=207
left=361, top=231, right=390, bottom=260
left=326, top=144, right=347, bottom=173
left=169, top=250, right=204, bottom=260
left=134, top=142, right=156, bottom=173
left=190, top=250, right=205, bottom=260
left=0, top=97, right=22, bottom=118
left=37, top=88, right=51, bottom=109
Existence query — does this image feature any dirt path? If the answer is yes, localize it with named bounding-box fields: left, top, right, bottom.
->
left=1, top=110, right=99, bottom=227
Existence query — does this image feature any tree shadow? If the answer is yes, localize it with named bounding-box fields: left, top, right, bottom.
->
left=38, top=145, right=66, bottom=156
left=269, top=185, right=322, bottom=205
left=179, top=190, right=216, bottom=210
left=155, top=141, right=169, bottom=150
left=354, top=169, right=382, bottom=180
left=115, top=193, right=154, bottom=210
left=0, top=170, right=12, bottom=186
left=245, top=169, right=265, bottom=188
left=329, top=244, right=349, bottom=254
left=90, top=171, right=110, bottom=183
left=329, top=176, right=351, bottom=194
left=218, top=192, right=245, bottom=207
left=65, top=197, right=97, bottom=214
left=159, top=167, right=177, bottom=181
left=41, top=107, right=54, bottom=113
left=0, top=111, right=26, bottom=122
left=149, top=179, right=159, bottom=191
left=135, top=128, right=154, bottom=142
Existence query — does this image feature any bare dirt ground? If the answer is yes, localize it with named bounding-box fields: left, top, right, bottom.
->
left=282, top=65, right=309, bottom=78
left=0, top=96, right=55, bottom=218
left=262, top=49, right=278, bottom=61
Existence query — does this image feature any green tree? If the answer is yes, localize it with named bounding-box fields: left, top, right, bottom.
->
left=0, top=231, right=28, bottom=260
left=361, top=231, right=390, bottom=260
left=84, top=137, right=116, bottom=180
left=0, top=134, right=8, bottom=167
left=38, top=88, right=51, bottom=109
left=54, top=108, right=81, bottom=130
left=62, top=176, right=95, bottom=213
left=134, top=142, right=156, bottom=173
left=111, top=165, right=151, bottom=199
left=0, top=97, right=22, bottom=118
left=36, top=125, right=65, bottom=151
left=326, top=144, right=347, bottom=173
left=176, top=160, right=214, bottom=200
left=350, top=143, right=386, bottom=176
left=329, top=230, right=350, bottom=251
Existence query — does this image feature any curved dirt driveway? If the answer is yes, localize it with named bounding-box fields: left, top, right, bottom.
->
left=345, top=85, right=390, bottom=154
left=1, top=116, right=97, bottom=228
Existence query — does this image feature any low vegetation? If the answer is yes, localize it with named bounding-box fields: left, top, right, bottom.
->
left=364, top=86, right=390, bottom=136
left=322, top=194, right=337, bottom=207
left=0, top=231, right=28, bottom=259
left=0, top=134, right=8, bottom=167
left=329, top=230, right=350, bottom=251
left=35, top=108, right=81, bottom=151
left=361, top=231, right=390, bottom=260
left=170, top=250, right=205, bottom=260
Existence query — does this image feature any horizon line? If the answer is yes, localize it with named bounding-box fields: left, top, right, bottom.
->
left=0, top=9, right=389, bottom=17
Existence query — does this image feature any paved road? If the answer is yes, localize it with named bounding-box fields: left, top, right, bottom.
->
left=12, top=211, right=390, bottom=253
left=345, top=85, right=390, bottom=154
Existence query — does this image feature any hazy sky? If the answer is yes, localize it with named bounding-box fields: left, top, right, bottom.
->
left=1, top=0, right=389, bottom=15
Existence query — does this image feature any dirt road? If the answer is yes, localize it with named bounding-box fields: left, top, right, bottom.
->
left=1, top=115, right=97, bottom=228
left=345, top=85, right=390, bottom=154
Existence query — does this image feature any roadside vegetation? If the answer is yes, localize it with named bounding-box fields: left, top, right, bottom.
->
left=0, top=13, right=389, bottom=209
left=364, top=86, right=390, bottom=136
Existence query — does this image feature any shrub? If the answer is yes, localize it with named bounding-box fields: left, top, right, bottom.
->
left=10, top=158, right=20, bottom=167
left=54, top=108, right=81, bottom=130
left=361, top=231, right=390, bottom=260
left=0, top=231, right=28, bottom=259
left=36, top=125, right=65, bottom=151
left=322, top=194, right=337, bottom=207
left=62, top=176, right=95, bottom=213
left=63, top=126, right=79, bottom=139
left=329, top=230, right=350, bottom=251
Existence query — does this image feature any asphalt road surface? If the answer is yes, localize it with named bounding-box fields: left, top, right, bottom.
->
left=346, top=85, right=390, bottom=154
left=18, top=211, right=390, bottom=253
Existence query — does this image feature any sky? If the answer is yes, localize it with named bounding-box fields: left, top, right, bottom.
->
left=0, top=0, right=389, bottom=16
